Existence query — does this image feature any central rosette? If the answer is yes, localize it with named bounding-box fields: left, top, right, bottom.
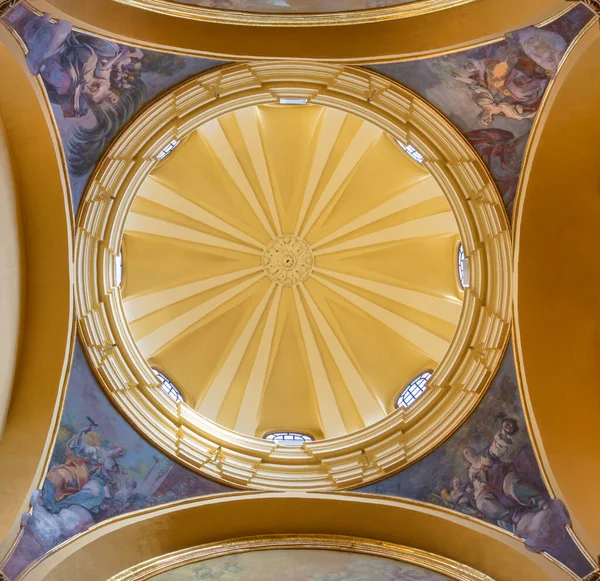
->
left=262, top=235, right=314, bottom=286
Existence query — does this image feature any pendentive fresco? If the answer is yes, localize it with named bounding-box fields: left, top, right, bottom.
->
left=360, top=344, right=591, bottom=576
left=0, top=3, right=595, bottom=580
left=0, top=342, right=231, bottom=581
left=371, top=3, right=592, bottom=214
left=4, top=4, right=226, bottom=208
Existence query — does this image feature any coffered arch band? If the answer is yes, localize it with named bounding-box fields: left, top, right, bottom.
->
left=75, top=62, right=511, bottom=490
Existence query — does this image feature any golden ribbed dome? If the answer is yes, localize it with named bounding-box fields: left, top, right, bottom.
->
left=122, top=103, right=462, bottom=440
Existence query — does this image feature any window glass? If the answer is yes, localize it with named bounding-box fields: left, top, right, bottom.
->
left=458, top=243, right=470, bottom=289
left=264, top=432, right=314, bottom=447
left=154, top=369, right=184, bottom=403
left=115, top=253, right=123, bottom=287
left=157, top=139, right=180, bottom=161
left=396, top=371, right=432, bottom=408
left=397, top=140, right=424, bottom=163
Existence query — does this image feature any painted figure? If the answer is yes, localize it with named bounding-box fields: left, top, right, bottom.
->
left=42, top=419, right=126, bottom=514
left=19, top=418, right=127, bottom=552
left=440, top=477, right=476, bottom=515
left=21, top=14, right=143, bottom=117
left=486, top=416, right=519, bottom=460
left=447, top=417, right=576, bottom=556
left=451, top=27, right=566, bottom=127
left=8, top=10, right=147, bottom=175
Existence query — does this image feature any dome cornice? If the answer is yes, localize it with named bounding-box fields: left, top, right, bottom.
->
left=75, top=62, right=512, bottom=490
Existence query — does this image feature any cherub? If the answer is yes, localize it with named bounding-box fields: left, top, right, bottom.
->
left=475, top=416, right=519, bottom=462
left=441, top=476, right=476, bottom=514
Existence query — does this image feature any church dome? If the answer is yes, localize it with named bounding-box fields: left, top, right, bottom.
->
left=121, top=102, right=463, bottom=440
left=75, top=63, right=511, bottom=489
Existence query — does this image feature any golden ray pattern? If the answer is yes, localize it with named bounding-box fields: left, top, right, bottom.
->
left=122, top=103, right=462, bottom=440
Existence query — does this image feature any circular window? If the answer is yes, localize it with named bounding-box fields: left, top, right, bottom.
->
left=75, top=63, right=511, bottom=490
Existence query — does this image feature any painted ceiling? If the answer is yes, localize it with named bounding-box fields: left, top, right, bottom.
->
left=137, top=0, right=418, bottom=14
left=123, top=103, right=461, bottom=439
left=148, top=549, right=453, bottom=580
left=0, top=3, right=597, bottom=581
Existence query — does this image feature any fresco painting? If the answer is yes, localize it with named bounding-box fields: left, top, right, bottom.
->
left=149, top=549, right=453, bottom=581
left=3, top=5, right=225, bottom=209
left=360, top=345, right=593, bottom=577
left=4, top=4, right=593, bottom=215
left=0, top=341, right=232, bottom=581
left=371, top=3, right=594, bottom=214
left=171, top=0, right=414, bottom=14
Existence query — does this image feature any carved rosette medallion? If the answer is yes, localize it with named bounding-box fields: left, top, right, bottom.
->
left=262, top=235, right=313, bottom=286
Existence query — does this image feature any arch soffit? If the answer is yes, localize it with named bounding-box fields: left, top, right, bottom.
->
left=511, top=21, right=600, bottom=557
left=0, top=28, right=74, bottom=554
left=38, top=0, right=568, bottom=62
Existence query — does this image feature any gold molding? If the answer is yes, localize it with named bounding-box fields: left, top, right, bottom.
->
left=0, top=24, right=78, bottom=564
left=74, top=62, right=512, bottom=491
left=112, top=0, right=474, bottom=27
left=28, top=0, right=581, bottom=65
left=108, top=535, right=495, bottom=581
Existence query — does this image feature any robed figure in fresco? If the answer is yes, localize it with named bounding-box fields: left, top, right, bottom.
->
left=451, top=27, right=567, bottom=127
left=436, top=417, right=575, bottom=559
left=7, top=8, right=147, bottom=175
left=43, top=420, right=126, bottom=515
left=19, top=419, right=128, bottom=553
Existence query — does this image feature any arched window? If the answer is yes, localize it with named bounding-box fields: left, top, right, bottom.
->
left=458, top=243, right=470, bottom=289
left=114, top=252, right=123, bottom=287
left=396, top=371, right=432, bottom=409
left=396, top=140, right=424, bottom=163
left=264, top=432, right=314, bottom=447
left=157, top=139, right=180, bottom=161
left=154, top=369, right=184, bottom=403
left=278, top=97, right=308, bottom=105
